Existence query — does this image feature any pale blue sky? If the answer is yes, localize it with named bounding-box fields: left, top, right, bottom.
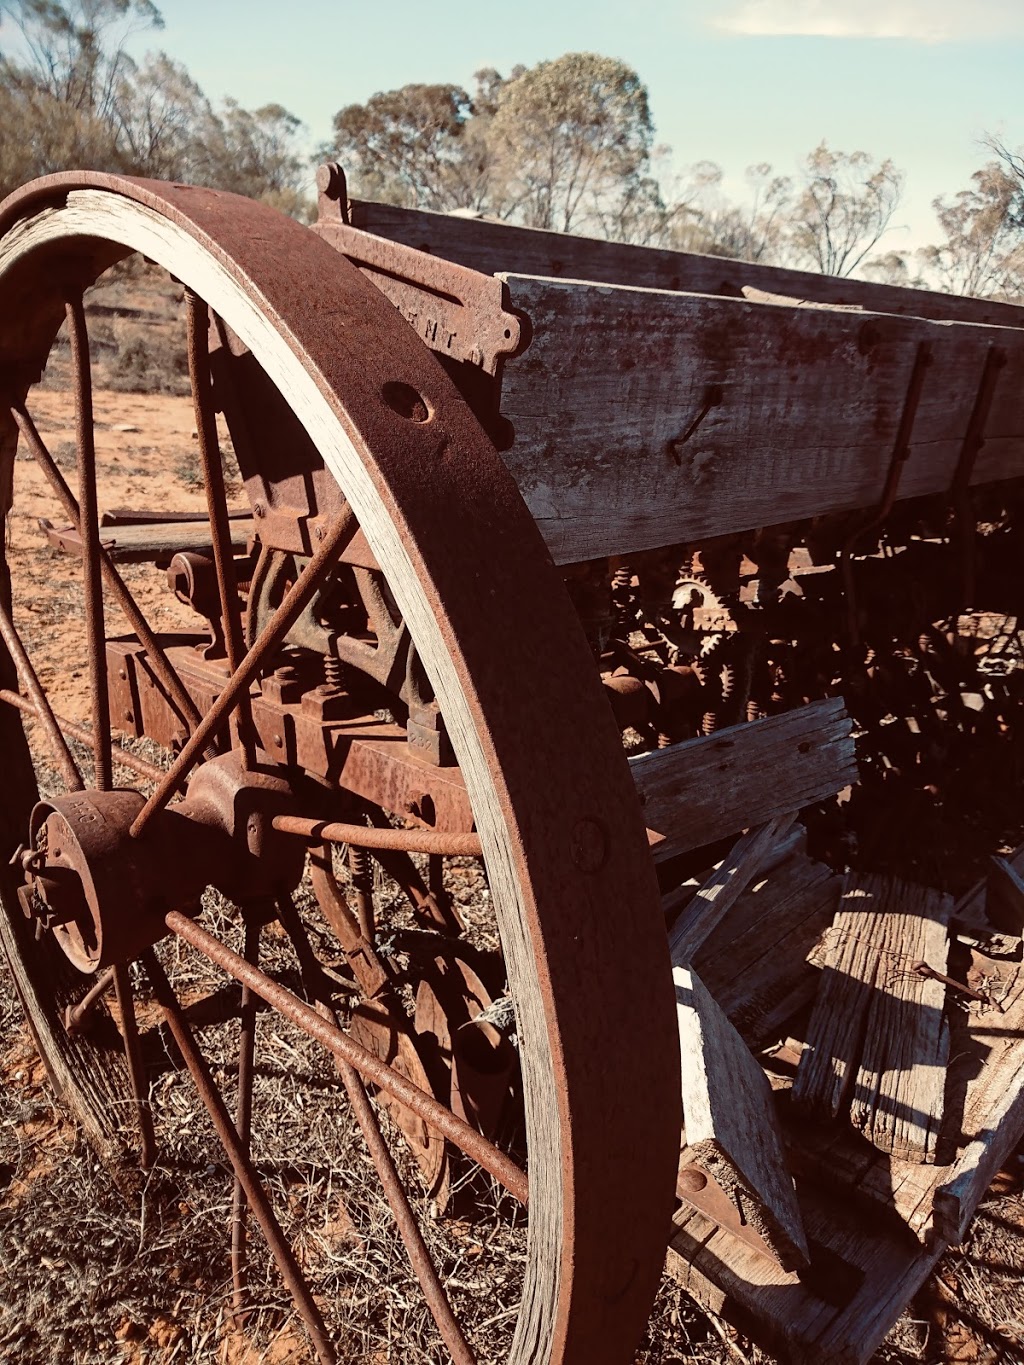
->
left=41, top=0, right=1024, bottom=249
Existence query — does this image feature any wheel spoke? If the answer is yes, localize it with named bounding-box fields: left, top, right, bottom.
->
left=185, top=292, right=255, bottom=768
left=112, top=963, right=156, bottom=1168
left=65, top=293, right=112, bottom=791
left=340, top=1058, right=476, bottom=1365
left=0, top=687, right=164, bottom=783
left=231, top=912, right=262, bottom=1322
left=10, top=403, right=206, bottom=740
left=0, top=605, right=84, bottom=791
left=272, top=814, right=482, bottom=859
left=130, top=504, right=357, bottom=839
left=140, top=947, right=336, bottom=1365
left=164, top=909, right=529, bottom=1205
left=275, top=893, right=476, bottom=1364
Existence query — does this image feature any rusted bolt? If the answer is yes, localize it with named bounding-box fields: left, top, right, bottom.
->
left=272, top=734, right=283, bottom=748
left=254, top=503, right=265, bottom=518
left=571, top=817, right=608, bottom=873
left=314, top=523, right=326, bottom=542
left=125, top=710, right=134, bottom=723
left=118, top=669, right=127, bottom=681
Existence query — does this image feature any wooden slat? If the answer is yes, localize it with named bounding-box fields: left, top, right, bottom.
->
left=791, top=878, right=888, bottom=1122
left=847, top=880, right=952, bottom=1163
left=667, top=1189, right=948, bottom=1365
left=698, top=857, right=842, bottom=1051
left=668, top=815, right=796, bottom=963
left=792, top=875, right=953, bottom=1161
left=40, top=517, right=254, bottom=563
left=632, top=698, right=856, bottom=862
left=676, top=964, right=809, bottom=1271
left=495, top=275, right=1024, bottom=563
left=350, top=199, right=1024, bottom=329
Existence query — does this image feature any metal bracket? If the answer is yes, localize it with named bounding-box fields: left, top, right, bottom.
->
left=840, top=340, right=934, bottom=642
left=313, top=164, right=530, bottom=381
left=948, top=346, right=1007, bottom=609
left=676, top=1160, right=784, bottom=1266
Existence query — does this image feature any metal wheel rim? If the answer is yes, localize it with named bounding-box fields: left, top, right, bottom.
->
left=0, top=173, right=680, bottom=1365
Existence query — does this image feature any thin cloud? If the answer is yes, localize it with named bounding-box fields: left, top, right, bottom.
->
left=715, top=0, right=1024, bottom=41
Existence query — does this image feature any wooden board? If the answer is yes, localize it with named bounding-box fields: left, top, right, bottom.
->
left=632, top=698, right=856, bottom=863
left=350, top=199, right=1024, bottom=329
left=676, top=964, right=809, bottom=1270
left=668, top=815, right=797, bottom=963
left=667, top=1185, right=947, bottom=1365
left=40, top=516, right=254, bottom=564
left=847, top=881, right=952, bottom=1162
left=792, top=875, right=952, bottom=1161
left=787, top=946, right=1024, bottom=1246
left=667, top=907, right=1024, bottom=1362
left=697, top=857, right=842, bottom=1051
left=494, top=275, right=1024, bottom=564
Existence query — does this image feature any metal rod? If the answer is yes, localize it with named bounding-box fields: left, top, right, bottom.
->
left=185, top=293, right=255, bottom=768
left=339, top=1056, right=476, bottom=1365
left=0, top=609, right=84, bottom=791
left=840, top=341, right=933, bottom=644
left=65, top=294, right=112, bottom=791
left=230, top=914, right=261, bottom=1322
left=64, top=965, right=115, bottom=1034
left=275, top=895, right=471, bottom=1357
left=130, top=505, right=357, bottom=839
left=272, top=815, right=482, bottom=859
left=141, top=948, right=336, bottom=1365
left=0, top=689, right=164, bottom=783
left=112, top=963, right=156, bottom=1168
left=11, top=403, right=206, bottom=739
left=165, top=909, right=528, bottom=1206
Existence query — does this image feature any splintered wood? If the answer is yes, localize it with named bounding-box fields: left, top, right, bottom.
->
left=675, top=964, right=809, bottom=1270
left=792, top=875, right=952, bottom=1161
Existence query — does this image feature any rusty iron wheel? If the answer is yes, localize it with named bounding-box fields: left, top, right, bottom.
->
left=0, top=174, right=680, bottom=1365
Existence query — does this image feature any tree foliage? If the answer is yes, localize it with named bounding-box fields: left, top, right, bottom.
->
left=0, top=0, right=311, bottom=209
left=0, top=13, right=1020, bottom=298
left=786, top=142, right=904, bottom=276
left=326, top=54, right=657, bottom=238
left=917, top=161, right=1024, bottom=298
left=486, top=52, right=654, bottom=234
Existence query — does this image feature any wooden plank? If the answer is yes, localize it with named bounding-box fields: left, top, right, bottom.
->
left=791, top=877, right=889, bottom=1122
left=667, top=1185, right=948, bottom=1365
left=350, top=198, right=1024, bottom=329
left=40, top=517, right=254, bottom=563
left=848, top=880, right=952, bottom=1162
left=778, top=943, right=1024, bottom=1246
left=676, top=964, right=809, bottom=1270
left=668, top=814, right=796, bottom=962
left=700, top=868, right=842, bottom=1051
left=495, top=275, right=1024, bottom=563
left=631, top=698, right=856, bottom=862
left=930, top=955, right=1024, bottom=1243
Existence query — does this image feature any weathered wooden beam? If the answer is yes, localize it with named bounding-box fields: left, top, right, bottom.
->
left=793, top=875, right=953, bottom=1162
left=676, top=964, right=809, bottom=1271
left=848, top=880, right=952, bottom=1163
left=495, top=276, right=1024, bottom=563
left=668, top=814, right=797, bottom=963
left=350, top=199, right=1024, bottom=330
left=632, top=698, right=856, bottom=863
left=40, top=516, right=254, bottom=564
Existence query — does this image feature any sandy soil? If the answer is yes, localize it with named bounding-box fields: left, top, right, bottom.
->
left=9, top=385, right=228, bottom=724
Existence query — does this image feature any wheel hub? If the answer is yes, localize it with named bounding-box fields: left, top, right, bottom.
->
left=19, top=755, right=306, bottom=973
